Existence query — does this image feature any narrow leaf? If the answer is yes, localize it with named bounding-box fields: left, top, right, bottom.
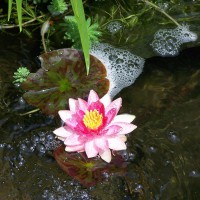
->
left=16, top=0, right=23, bottom=32
left=8, top=0, right=13, bottom=21
left=70, top=0, right=90, bottom=75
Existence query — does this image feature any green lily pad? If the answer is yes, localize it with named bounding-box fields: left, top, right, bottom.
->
left=53, top=145, right=127, bottom=187
left=22, top=49, right=109, bottom=115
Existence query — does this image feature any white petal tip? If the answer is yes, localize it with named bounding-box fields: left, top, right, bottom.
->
left=58, top=110, right=71, bottom=122
left=100, top=149, right=111, bottom=163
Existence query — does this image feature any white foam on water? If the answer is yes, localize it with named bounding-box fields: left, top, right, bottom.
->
left=107, top=21, right=123, bottom=34
left=90, top=43, right=145, bottom=97
left=151, top=24, right=198, bottom=56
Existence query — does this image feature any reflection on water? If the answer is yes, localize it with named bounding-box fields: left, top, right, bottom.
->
left=0, top=33, right=200, bottom=199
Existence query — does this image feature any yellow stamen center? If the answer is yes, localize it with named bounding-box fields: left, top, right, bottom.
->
left=83, top=109, right=103, bottom=130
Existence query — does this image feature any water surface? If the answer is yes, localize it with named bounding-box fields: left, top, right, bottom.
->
left=0, top=33, right=200, bottom=199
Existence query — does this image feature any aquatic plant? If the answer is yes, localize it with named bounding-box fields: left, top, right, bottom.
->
left=53, top=90, right=137, bottom=163
left=6, top=0, right=91, bottom=73
left=22, top=49, right=109, bottom=115
left=47, top=0, right=68, bottom=16
left=63, top=16, right=102, bottom=50
left=13, top=67, right=30, bottom=84
left=3, top=1, right=45, bottom=36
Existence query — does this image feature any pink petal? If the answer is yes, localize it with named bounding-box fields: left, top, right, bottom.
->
left=112, top=114, right=136, bottom=123
left=119, top=135, right=127, bottom=142
left=105, top=108, right=117, bottom=124
left=58, top=110, right=72, bottom=122
left=104, top=125, right=122, bottom=136
left=111, top=122, right=137, bottom=134
left=94, top=137, right=108, bottom=152
left=88, top=100, right=105, bottom=115
left=105, top=98, right=122, bottom=115
left=78, top=98, right=88, bottom=112
left=100, top=93, right=111, bottom=108
left=64, top=134, right=83, bottom=146
left=69, top=98, right=78, bottom=113
left=85, top=140, right=99, bottom=158
left=53, top=127, right=72, bottom=138
left=88, top=90, right=99, bottom=105
left=107, top=137, right=127, bottom=150
left=65, top=144, right=84, bottom=152
left=66, top=118, right=78, bottom=129
left=99, top=149, right=111, bottom=163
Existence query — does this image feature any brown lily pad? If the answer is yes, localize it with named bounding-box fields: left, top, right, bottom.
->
left=22, top=49, right=109, bottom=115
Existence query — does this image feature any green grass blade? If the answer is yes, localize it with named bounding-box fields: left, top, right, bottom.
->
left=16, top=0, right=23, bottom=32
left=8, top=0, right=13, bottom=21
left=70, top=0, right=90, bottom=75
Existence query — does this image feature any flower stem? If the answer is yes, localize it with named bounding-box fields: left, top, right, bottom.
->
left=19, top=108, right=40, bottom=116
left=41, top=20, right=50, bottom=53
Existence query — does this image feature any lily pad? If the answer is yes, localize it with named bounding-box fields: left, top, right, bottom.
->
left=53, top=145, right=127, bottom=187
left=22, top=49, right=109, bottom=115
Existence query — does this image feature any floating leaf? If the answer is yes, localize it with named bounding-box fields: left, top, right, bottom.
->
left=53, top=145, right=127, bottom=187
left=22, top=48, right=109, bottom=115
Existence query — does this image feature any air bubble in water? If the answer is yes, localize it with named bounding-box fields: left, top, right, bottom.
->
left=189, top=170, right=200, bottom=178
left=31, top=135, right=40, bottom=144
left=46, top=133, right=54, bottom=142
left=148, top=146, right=157, bottom=153
left=167, top=131, right=180, bottom=143
left=151, top=24, right=198, bottom=56
left=90, top=43, right=145, bottom=97
left=36, top=143, right=46, bottom=154
left=20, top=143, right=28, bottom=151
left=0, top=143, right=6, bottom=148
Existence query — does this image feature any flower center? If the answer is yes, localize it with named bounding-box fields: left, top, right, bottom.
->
left=83, top=109, right=103, bottom=130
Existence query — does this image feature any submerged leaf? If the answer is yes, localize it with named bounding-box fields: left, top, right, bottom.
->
left=53, top=145, right=127, bottom=187
left=22, top=48, right=109, bottom=115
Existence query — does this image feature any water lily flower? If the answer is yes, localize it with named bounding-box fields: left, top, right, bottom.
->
left=53, top=90, right=137, bottom=163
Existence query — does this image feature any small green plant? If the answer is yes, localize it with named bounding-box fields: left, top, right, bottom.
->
left=13, top=67, right=30, bottom=84
left=48, top=0, right=68, bottom=16
left=63, top=16, right=102, bottom=49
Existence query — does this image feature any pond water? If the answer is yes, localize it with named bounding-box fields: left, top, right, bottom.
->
left=0, top=32, right=200, bottom=200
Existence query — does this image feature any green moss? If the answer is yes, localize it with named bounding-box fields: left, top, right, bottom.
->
left=48, top=0, right=68, bottom=16
left=13, top=67, right=30, bottom=84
